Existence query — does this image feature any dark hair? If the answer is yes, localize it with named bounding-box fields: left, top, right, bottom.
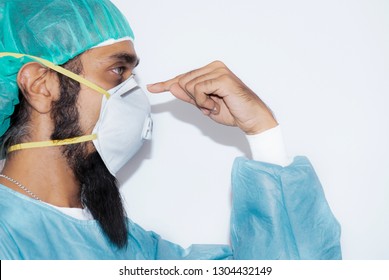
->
left=0, top=90, right=32, bottom=158
left=50, top=55, right=88, bottom=169
left=0, top=56, right=83, bottom=158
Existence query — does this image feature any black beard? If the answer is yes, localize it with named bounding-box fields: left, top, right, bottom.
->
left=74, top=151, right=129, bottom=249
left=50, top=65, right=128, bottom=249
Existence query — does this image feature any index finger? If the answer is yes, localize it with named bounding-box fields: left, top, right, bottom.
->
left=147, top=61, right=225, bottom=94
left=147, top=75, right=183, bottom=93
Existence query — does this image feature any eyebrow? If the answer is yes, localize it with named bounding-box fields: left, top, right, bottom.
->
left=108, top=52, right=140, bottom=67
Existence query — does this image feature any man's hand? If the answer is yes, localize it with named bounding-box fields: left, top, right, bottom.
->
left=147, top=61, right=278, bottom=135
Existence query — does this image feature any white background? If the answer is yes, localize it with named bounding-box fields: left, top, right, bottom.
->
left=112, top=0, right=389, bottom=259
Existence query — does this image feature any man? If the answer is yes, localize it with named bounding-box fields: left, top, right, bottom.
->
left=0, top=0, right=341, bottom=259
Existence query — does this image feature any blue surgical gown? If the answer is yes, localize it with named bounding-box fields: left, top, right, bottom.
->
left=0, top=157, right=341, bottom=259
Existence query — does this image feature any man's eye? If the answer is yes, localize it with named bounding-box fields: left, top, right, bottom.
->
left=112, top=67, right=125, bottom=76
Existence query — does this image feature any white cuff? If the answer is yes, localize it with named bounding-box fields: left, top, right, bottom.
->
left=245, top=125, right=292, bottom=167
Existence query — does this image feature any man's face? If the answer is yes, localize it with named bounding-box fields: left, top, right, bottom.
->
left=75, top=40, right=139, bottom=138
left=51, top=40, right=139, bottom=248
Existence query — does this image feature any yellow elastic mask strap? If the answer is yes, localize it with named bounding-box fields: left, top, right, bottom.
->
left=0, top=52, right=110, bottom=99
left=7, top=134, right=98, bottom=153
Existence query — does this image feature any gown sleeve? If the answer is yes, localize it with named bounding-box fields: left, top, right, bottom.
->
left=136, top=156, right=341, bottom=260
left=230, top=156, right=342, bottom=259
left=125, top=219, right=233, bottom=260
left=152, top=234, right=233, bottom=260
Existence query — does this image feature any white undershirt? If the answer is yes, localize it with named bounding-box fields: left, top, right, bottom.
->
left=245, top=125, right=292, bottom=167
left=47, top=203, right=93, bottom=220
left=50, top=125, right=291, bottom=220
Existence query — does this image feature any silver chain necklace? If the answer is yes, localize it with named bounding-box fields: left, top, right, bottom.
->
left=0, top=174, right=41, bottom=201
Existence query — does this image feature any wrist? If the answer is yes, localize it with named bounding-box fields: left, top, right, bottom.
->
left=243, top=117, right=278, bottom=135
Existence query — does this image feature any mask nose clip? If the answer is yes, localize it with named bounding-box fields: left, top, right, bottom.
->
left=121, top=85, right=140, bottom=97
left=109, top=74, right=138, bottom=97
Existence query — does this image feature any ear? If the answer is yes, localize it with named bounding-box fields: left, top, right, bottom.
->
left=17, top=62, right=60, bottom=114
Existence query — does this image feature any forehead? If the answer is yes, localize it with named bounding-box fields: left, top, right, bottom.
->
left=82, top=40, right=137, bottom=64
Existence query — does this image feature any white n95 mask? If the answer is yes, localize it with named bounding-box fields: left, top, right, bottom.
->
left=92, top=75, right=153, bottom=175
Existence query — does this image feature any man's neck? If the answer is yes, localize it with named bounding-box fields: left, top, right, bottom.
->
left=0, top=148, right=82, bottom=208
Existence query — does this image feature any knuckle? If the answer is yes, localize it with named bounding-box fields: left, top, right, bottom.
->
left=182, top=69, right=198, bottom=82
left=203, top=79, right=214, bottom=90
left=216, top=67, right=229, bottom=75
left=193, top=83, right=203, bottom=94
left=219, top=73, right=231, bottom=83
left=188, top=76, right=203, bottom=92
left=193, top=85, right=207, bottom=103
left=186, top=69, right=198, bottom=76
left=178, top=78, right=186, bottom=89
left=185, top=80, right=194, bottom=92
left=195, top=97, right=207, bottom=108
left=212, top=60, right=225, bottom=67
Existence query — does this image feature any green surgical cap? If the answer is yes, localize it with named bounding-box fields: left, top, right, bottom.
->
left=0, top=0, right=134, bottom=137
